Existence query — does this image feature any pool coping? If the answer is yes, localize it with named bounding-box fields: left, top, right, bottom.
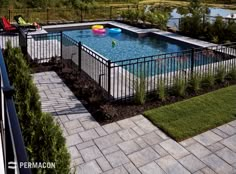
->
left=41, top=21, right=217, bottom=48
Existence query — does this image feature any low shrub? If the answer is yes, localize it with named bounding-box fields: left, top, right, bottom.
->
left=227, top=67, right=236, bottom=80
left=134, top=73, right=146, bottom=105
left=216, top=65, right=227, bottom=83
left=173, top=77, right=187, bottom=97
left=202, top=71, right=215, bottom=87
left=189, top=73, right=202, bottom=93
left=156, top=80, right=166, bottom=101
left=4, top=43, right=70, bottom=174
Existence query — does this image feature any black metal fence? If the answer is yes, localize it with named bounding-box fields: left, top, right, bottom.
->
left=169, top=15, right=236, bottom=31
left=59, top=31, right=236, bottom=100
left=0, top=32, right=19, bottom=49
left=25, top=32, right=61, bottom=63
left=0, top=49, right=31, bottom=174
left=2, top=29, right=236, bottom=101
left=0, top=5, right=138, bottom=25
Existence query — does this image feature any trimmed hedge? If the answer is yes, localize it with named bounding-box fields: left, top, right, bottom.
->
left=4, top=42, right=70, bottom=174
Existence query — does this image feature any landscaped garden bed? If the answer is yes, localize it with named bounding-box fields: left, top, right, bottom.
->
left=31, top=62, right=236, bottom=126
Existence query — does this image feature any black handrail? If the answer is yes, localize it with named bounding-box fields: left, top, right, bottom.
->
left=0, top=49, right=32, bottom=174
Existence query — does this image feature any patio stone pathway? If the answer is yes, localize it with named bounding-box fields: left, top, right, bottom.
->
left=33, top=71, right=236, bottom=174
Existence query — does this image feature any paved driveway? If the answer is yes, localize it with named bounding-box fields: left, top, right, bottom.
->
left=33, top=71, right=236, bottom=174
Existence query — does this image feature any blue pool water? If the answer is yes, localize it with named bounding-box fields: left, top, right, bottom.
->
left=63, top=29, right=191, bottom=62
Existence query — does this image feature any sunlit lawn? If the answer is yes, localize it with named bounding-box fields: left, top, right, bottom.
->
left=144, top=85, right=236, bottom=141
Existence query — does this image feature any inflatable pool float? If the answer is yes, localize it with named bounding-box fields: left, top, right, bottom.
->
left=109, top=28, right=122, bottom=34
left=92, top=28, right=106, bottom=34
left=92, top=25, right=104, bottom=30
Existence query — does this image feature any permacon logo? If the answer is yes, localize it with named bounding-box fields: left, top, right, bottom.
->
left=8, top=161, right=56, bottom=169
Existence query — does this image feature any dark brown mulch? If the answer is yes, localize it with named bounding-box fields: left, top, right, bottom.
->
left=31, top=63, right=236, bottom=125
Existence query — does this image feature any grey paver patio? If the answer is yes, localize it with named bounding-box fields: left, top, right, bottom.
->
left=33, top=72, right=236, bottom=174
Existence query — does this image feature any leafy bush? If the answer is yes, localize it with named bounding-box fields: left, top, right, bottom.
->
left=156, top=80, right=166, bottom=101
left=4, top=43, right=70, bottom=174
left=189, top=73, right=202, bottom=93
left=216, top=65, right=227, bottom=83
left=134, top=73, right=146, bottom=105
left=173, top=77, right=187, bottom=97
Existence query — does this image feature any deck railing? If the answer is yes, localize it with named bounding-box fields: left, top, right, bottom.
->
left=0, top=49, right=31, bottom=174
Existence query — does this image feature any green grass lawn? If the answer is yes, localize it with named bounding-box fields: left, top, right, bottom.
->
left=144, top=85, right=236, bottom=141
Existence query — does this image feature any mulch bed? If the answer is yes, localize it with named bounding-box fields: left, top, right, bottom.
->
left=32, top=62, right=236, bottom=125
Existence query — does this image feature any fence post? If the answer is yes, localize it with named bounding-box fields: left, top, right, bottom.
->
left=60, top=31, right=63, bottom=61
left=107, top=60, right=111, bottom=100
left=78, top=42, right=82, bottom=72
left=191, top=48, right=195, bottom=77
left=109, top=6, right=112, bottom=20
left=80, top=7, right=83, bottom=22
left=8, top=9, right=11, bottom=22
left=47, top=8, right=49, bottom=24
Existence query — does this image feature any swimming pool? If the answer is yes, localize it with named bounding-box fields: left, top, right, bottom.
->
left=63, top=29, right=192, bottom=62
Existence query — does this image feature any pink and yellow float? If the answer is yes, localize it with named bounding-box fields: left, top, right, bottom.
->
left=92, top=25, right=106, bottom=34
left=92, top=28, right=106, bottom=34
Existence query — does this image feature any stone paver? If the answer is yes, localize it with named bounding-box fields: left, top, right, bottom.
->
left=186, top=142, right=211, bottom=158
left=103, top=166, right=128, bottom=174
left=179, top=154, right=205, bottom=173
left=77, top=160, right=102, bottom=174
left=96, top=157, right=112, bottom=172
left=139, top=162, right=165, bottom=174
left=123, top=163, right=141, bottom=174
left=221, top=134, right=236, bottom=152
left=160, top=139, right=189, bottom=159
left=142, top=132, right=163, bottom=145
left=105, top=151, right=130, bottom=167
left=94, top=133, right=123, bottom=150
left=68, top=146, right=81, bottom=159
left=118, top=129, right=138, bottom=141
left=103, top=123, right=121, bottom=134
left=66, top=134, right=83, bottom=147
left=217, top=124, right=236, bottom=136
left=34, top=72, right=236, bottom=174
left=194, top=131, right=222, bottom=146
left=80, top=146, right=103, bottom=162
left=79, top=129, right=99, bottom=142
left=215, top=147, right=236, bottom=164
left=117, top=119, right=136, bottom=129
left=128, top=147, right=160, bottom=167
left=118, top=140, right=140, bottom=155
left=207, top=142, right=225, bottom=152
left=201, top=154, right=235, bottom=174
left=157, top=155, right=190, bottom=174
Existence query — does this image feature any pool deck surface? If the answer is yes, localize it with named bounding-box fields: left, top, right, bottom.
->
left=33, top=71, right=236, bottom=174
